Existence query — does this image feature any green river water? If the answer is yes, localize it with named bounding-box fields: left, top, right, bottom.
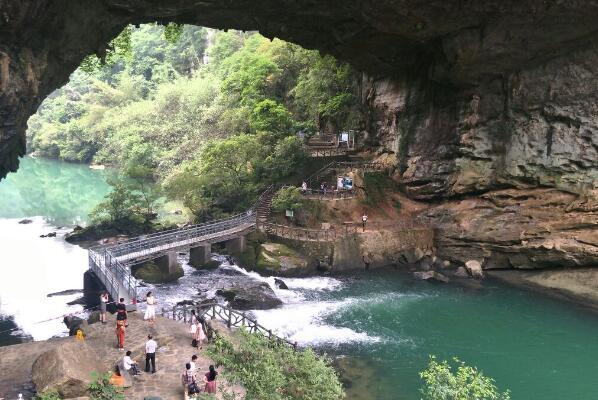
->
left=1, top=157, right=598, bottom=399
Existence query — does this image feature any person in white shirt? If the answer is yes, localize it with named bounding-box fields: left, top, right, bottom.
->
left=145, top=334, right=157, bottom=373
left=123, top=350, right=140, bottom=375
left=190, top=354, right=198, bottom=376
left=144, top=291, right=156, bottom=324
left=362, top=212, right=368, bottom=232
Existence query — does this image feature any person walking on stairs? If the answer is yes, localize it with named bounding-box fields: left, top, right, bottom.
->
left=145, top=334, right=157, bottom=373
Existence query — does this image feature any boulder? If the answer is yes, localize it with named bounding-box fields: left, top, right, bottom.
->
left=87, top=311, right=101, bottom=325
left=454, top=266, right=469, bottom=278
left=465, top=260, right=484, bottom=279
left=255, top=243, right=312, bottom=276
left=274, top=278, right=289, bottom=290
left=216, top=281, right=282, bottom=310
left=413, top=271, right=450, bottom=283
left=63, top=316, right=88, bottom=336
left=18, top=218, right=33, bottom=224
left=32, top=342, right=106, bottom=398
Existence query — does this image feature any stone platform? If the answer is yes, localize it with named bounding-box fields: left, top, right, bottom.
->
left=0, top=311, right=243, bottom=399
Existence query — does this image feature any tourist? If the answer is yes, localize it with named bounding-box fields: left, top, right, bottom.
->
left=144, top=291, right=156, bottom=324
left=189, top=309, right=198, bottom=340
left=362, top=212, right=368, bottom=232
left=203, top=365, right=218, bottom=394
left=123, top=350, right=141, bottom=375
left=116, top=297, right=127, bottom=327
left=301, top=181, right=307, bottom=193
left=145, top=334, right=157, bottom=373
left=115, top=319, right=126, bottom=351
left=99, top=291, right=109, bottom=324
left=109, top=365, right=125, bottom=387
left=190, top=354, right=198, bottom=377
left=182, top=362, right=200, bottom=399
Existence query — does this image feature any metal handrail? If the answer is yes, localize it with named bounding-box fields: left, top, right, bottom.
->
left=162, top=302, right=298, bottom=350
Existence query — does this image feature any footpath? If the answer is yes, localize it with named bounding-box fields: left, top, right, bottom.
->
left=0, top=311, right=243, bottom=399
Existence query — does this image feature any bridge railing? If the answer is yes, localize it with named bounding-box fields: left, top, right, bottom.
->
left=89, top=247, right=138, bottom=302
left=162, top=302, right=298, bottom=350
left=107, top=212, right=255, bottom=258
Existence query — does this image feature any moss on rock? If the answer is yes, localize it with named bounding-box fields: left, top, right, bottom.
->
left=132, top=261, right=184, bottom=283
left=255, top=243, right=312, bottom=276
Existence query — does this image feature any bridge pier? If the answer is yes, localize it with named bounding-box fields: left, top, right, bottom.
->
left=155, top=252, right=179, bottom=275
left=225, top=235, right=246, bottom=255
left=189, top=244, right=211, bottom=268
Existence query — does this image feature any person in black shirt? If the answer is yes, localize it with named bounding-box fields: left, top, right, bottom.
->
left=116, top=298, right=128, bottom=327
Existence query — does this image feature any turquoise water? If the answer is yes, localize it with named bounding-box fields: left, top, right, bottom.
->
left=0, top=156, right=111, bottom=226
left=252, top=269, right=598, bottom=400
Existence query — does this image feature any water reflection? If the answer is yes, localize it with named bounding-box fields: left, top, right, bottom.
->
left=0, top=156, right=113, bottom=226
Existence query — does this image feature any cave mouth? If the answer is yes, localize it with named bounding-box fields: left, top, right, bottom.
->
left=2, top=1, right=598, bottom=180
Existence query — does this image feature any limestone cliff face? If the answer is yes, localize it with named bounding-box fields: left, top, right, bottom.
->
left=362, top=45, right=598, bottom=269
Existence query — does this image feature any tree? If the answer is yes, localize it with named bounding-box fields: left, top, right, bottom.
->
left=420, top=356, right=511, bottom=400
left=271, top=186, right=304, bottom=212
left=90, top=177, right=142, bottom=226
left=250, top=99, right=294, bottom=134
left=124, top=165, right=163, bottom=223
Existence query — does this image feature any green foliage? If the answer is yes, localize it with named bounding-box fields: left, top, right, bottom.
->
left=33, top=391, right=62, bottom=400
left=88, top=372, right=125, bottom=400
left=420, top=356, right=511, bottom=400
left=272, top=186, right=304, bottom=212
left=90, top=167, right=161, bottom=228
left=80, top=26, right=133, bottom=74
left=28, top=26, right=359, bottom=220
left=361, top=172, right=398, bottom=207
left=207, top=330, right=345, bottom=400
left=250, top=99, right=294, bottom=134
left=163, top=23, right=184, bottom=44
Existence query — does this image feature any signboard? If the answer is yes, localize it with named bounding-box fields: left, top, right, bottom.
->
left=285, top=210, right=294, bottom=218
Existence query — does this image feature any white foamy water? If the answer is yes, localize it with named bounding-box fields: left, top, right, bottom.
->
left=224, top=263, right=382, bottom=345
left=0, top=217, right=87, bottom=340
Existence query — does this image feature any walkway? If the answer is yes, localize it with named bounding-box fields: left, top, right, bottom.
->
left=0, top=312, right=243, bottom=399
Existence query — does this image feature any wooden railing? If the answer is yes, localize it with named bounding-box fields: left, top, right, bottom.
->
left=161, top=302, right=298, bottom=350
left=302, top=187, right=357, bottom=200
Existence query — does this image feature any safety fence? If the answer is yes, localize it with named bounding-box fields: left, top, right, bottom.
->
left=162, top=302, right=298, bottom=350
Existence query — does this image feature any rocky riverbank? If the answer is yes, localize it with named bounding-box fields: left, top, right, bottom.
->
left=488, top=268, right=598, bottom=313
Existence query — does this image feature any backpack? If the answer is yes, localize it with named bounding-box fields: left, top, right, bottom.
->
left=191, top=338, right=198, bottom=348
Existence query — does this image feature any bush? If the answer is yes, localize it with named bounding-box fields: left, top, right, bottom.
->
left=207, top=330, right=345, bottom=400
left=34, top=391, right=62, bottom=400
left=271, top=186, right=304, bottom=213
left=420, top=356, right=510, bottom=400
left=88, top=372, right=125, bottom=400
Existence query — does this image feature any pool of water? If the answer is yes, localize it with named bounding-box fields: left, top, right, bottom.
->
left=0, top=156, right=112, bottom=226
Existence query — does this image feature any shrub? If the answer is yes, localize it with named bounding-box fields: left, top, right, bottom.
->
left=34, top=391, right=62, bottom=400
left=420, top=356, right=510, bottom=400
left=207, top=329, right=345, bottom=400
left=88, top=372, right=126, bottom=400
left=271, top=186, right=304, bottom=213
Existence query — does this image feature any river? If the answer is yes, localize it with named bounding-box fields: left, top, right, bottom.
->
left=1, top=157, right=598, bottom=399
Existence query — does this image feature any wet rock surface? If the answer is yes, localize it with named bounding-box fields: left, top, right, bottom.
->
left=215, top=281, right=283, bottom=310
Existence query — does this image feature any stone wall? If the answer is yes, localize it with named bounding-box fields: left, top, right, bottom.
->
left=332, top=229, right=435, bottom=271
